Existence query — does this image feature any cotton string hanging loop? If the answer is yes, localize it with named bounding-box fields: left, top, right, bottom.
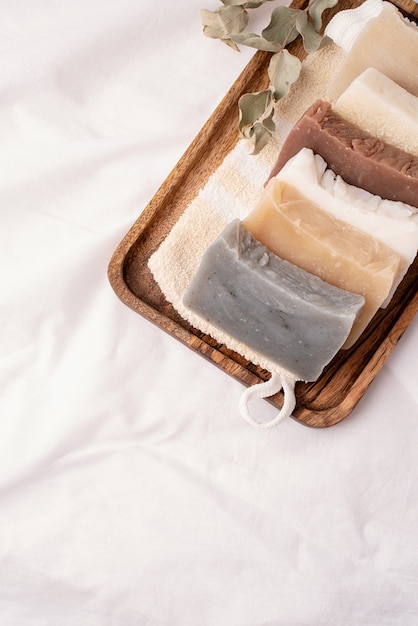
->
left=238, top=372, right=297, bottom=429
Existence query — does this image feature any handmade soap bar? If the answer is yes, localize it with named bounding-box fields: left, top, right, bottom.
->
left=267, top=100, right=418, bottom=208
left=327, top=2, right=418, bottom=102
left=183, top=220, right=365, bottom=381
left=244, top=180, right=401, bottom=347
left=334, top=68, right=418, bottom=157
left=276, top=147, right=418, bottom=303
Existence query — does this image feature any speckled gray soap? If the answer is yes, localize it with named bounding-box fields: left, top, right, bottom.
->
left=183, top=220, right=365, bottom=381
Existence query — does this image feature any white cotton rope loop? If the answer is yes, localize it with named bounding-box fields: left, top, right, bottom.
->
left=238, top=372, right=296, bottom=429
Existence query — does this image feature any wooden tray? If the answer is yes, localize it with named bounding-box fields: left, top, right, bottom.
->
left=108, top=0, right=418, bottom=428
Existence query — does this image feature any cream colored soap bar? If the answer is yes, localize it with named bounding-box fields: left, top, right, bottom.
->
left=334, top=68, right=418, bottom=157
left=243, top=180, right=401, bottom=348
left=327, top=2, right=418, bottom=102
left=277, top=148, right=418, bottom=304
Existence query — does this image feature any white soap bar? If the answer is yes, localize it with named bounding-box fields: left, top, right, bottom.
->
left=327, top=2, right=418, bottom=102
left=276, top=148, right=418, bottom=303
left=334, top=68, right=418, bottom=157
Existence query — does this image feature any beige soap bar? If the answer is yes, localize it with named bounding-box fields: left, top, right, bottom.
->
left=243, top=180, right=401, bottom=348
left=327, top=2, right=418, bottom=102
left=334, top=68, right=418, bottom=157
left=276, top=147, right=418, bottom=305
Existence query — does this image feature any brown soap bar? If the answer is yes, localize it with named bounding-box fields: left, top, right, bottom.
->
left=268, top=100, right=418, bottom=208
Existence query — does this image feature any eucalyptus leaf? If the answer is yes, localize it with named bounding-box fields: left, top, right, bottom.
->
left=238, top=89, right=274, bottom=135
left=268, top=49, right=301, bottom=100
left=250, top=121, right=273, bottom=154
left=262, top=108, right=276, bottom=133
left=221, top=0, right=272, bottom=6
left=231, top=32, right=283, bottom=52
left=201, top=6, right=248, bottom=50
left=220, top=0, right=250, bottom=5
left=308, top=0, right=339, bottom=30
left=238, top=89, right=277, bottom=153
left=295, top=11, right=329, bottom=54
left=244, top=0, right=275, bottom=7
left=202, top=0, right=339, bottom=154
left=261, top=6, right=300, bottom=46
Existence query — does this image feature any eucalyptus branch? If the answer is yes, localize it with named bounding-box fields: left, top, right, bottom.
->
left=201, top=0, right=338, bottom=153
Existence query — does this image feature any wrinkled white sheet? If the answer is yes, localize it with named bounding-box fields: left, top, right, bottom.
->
left=0, top=1, right=417, bottom=624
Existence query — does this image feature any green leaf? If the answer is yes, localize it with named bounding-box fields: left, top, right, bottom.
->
left=220, top=0, right=249, bottom=4
left=221, top=0, right=273, bottom=7
left=308, top=0, right=339, bottom=31
left=250, top=121, right=273, bottom=154
left=201, top=0, right=340, bottom=155
left=261, top=6, right=300, bottom=47
left=231, top=32, right=283, bottom=52
left=268, top=49, right=301, bottom=100
left=244, top=0, right=275, bottom=7
left=238, top=90, right=276, bottom=154
left=238, top=90, right=273, bottom=134
left=201, top=6, right=248, bottom=50
left=295, top=11, right=330, bottom=54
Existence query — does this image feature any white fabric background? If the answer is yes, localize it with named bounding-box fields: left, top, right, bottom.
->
left=0, top=1, right=417, bottom=624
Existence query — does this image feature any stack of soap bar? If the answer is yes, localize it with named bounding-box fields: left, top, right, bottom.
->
left=243, top=180, right=401, bottom=347
left=267, top=99, right=418, bottom=208
left=183, top=220, right=365, bottom=381
left=334, top=68, right=418, bottom=157
left=276, top=147, right=418, bottom=303
left=327, top=2, right=418, bottom=102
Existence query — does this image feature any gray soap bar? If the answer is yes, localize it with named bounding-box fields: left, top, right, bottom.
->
left=183, top=220, right=365, bottom=381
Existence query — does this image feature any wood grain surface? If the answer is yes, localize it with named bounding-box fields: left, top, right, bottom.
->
left=108, top=0, right=418, bottom=428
